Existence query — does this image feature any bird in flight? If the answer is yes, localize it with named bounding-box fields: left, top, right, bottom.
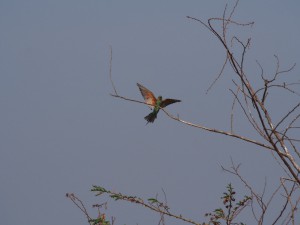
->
left=137, top=83, right=181, bottom=124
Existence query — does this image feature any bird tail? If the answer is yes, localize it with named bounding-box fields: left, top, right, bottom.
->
left=144, top=112, right=157, bottom=124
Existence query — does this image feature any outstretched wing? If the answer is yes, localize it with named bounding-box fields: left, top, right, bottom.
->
left=137, top=83, right=157, bottom=108
left=160, top=99, right=181, bottom=108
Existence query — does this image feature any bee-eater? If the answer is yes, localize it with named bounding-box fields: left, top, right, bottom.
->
left=137, top=83, right=181, bottom=124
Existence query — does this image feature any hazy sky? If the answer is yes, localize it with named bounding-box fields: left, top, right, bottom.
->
left=1, top=1, right=300, bottom=225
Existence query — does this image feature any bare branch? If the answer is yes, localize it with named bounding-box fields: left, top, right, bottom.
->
left=109, top=46, right=118, bottom=96
left=274, top=102, right=300, bottom=133
left=92, top=186, right=201, bottom=225
left=66, top=193, right=92, bottom=224
left=111, top=89, right=282, bottom=154
left=206, top=55, right=229, bottom=94
left=272, top=55, right=296, bottom=81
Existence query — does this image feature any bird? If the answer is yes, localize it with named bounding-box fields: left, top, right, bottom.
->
left=137, top=83, right=181, bottom=124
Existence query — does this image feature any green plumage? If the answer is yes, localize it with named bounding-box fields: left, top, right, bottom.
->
left=144, top=96, right=162, bottom=123
left=137, top=83, right=181, bottom=124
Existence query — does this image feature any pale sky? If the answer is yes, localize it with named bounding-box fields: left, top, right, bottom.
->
left=1, top=1, right=300, bottom=225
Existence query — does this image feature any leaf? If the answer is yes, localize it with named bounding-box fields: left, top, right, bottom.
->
left=148, top=198, right=159, bottom=203
left=110, top=194, right=122, bottom=200
left=91, top=186, right=107, bottom=193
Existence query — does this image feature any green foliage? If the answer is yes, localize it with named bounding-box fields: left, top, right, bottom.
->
left=89, top=217, right=111, bottom=225
left=204, top=184, right=251, bottom=225
left=110, top=194, right=122, bottom=201
left=148, top=198, right=159, bottom=204
left=90, top=184, right=251, bottom=225
left=92, top=186, right=143, bottom=204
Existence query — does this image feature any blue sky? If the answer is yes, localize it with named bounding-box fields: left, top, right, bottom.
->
left=1, top=1, right=300, bottom=225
